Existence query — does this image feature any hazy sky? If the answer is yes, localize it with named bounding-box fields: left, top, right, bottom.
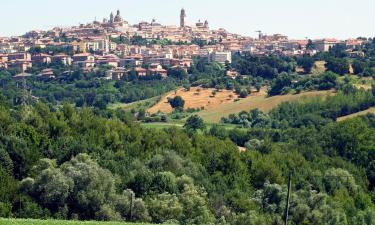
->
left=1, top=0, right=374, bottom=39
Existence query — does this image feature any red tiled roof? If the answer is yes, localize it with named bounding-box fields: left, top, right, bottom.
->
left=134, top=67, right=147, bottom=72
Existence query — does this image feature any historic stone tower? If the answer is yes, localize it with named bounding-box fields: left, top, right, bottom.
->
left=180, top=8, right=186, bottom=28
left=109, top=12, right=114, bottom=24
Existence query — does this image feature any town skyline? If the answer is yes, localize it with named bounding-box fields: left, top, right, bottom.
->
left=1, top=0, right=375, bottom=39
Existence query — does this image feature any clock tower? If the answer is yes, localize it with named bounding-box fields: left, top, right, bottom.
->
left=180, top=8, right=186, bottom=28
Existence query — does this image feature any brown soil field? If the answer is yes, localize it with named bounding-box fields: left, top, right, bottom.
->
left=148, top=87, right=258, bottom=114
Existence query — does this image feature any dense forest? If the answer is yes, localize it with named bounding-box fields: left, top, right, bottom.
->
left=0, top=88, right=375, bottom=224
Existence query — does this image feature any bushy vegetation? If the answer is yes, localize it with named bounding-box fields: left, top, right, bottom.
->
left=0, top=89, right=375, bottom=224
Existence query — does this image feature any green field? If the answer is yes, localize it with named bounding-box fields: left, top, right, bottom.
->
left=0, top=219, right=154, bottom=225
left=140, top=121, right=244, bottom=131
left=140, top=122, right=184, bottom=129
left=109, top=96, right=161, bottom=112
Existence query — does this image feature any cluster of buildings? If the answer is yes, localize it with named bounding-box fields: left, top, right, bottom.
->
left=0, top=9, right=367, bottom=80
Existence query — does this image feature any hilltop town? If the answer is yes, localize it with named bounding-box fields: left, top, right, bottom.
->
left=0, top=9, right=365, bottom=79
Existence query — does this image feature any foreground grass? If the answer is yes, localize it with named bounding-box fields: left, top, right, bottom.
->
left=0, top=218, right=155, bottom=225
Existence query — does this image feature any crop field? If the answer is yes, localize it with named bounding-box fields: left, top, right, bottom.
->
left=147, top=87, right=242, bottom=114
left=0, top=218, right=154, bottom=225
left=196, top=90, right=333, bottom=123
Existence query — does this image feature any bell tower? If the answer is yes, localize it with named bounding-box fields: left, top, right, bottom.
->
left=110, top=12, right=114, bottom=23
left=180, top=8, right=186, bottom=28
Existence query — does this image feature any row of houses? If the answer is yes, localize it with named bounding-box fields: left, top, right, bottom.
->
left=12, top=64, right=169, bottom=82
left=105, top=64, right=170, bottom=80
left=0, top=52, right=73, bottom=71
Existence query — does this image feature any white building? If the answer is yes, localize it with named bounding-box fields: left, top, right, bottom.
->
left=209, top=51, right=232, bottom=64
left=313, top=39, right=339, bottom=52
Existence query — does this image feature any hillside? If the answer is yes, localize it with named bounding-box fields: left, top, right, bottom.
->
left=147, top=86, right=333, bottom=123
left=147, top=86, right=334, bottom=123
left=197, top=90, right=334, bottom=123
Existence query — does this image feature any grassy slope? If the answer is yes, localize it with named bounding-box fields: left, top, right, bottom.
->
left=140, top=121, right=242, bottom=130
left=109, top=96, right=161, bottom=112
left=0, top=219, right=154, bottom=225
left=140, top=122, right=184, bottom=129
left=197, top=90, right=333, bottom=123
left=337, top=107, right=375, bottom=121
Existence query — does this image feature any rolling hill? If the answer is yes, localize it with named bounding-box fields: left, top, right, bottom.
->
left=147, top=86, right=334, bottom=123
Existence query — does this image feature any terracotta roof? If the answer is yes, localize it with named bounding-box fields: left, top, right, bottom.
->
left=134, top=67, right=147, bottom=72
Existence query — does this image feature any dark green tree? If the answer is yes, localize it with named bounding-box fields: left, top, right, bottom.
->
left=184, top=115, right=205, bottom=131
left=168, top=96, right=185, bottom=110
left=297, top=56, right=315, bottom=74
left=325, top=58, right=350, bottom=75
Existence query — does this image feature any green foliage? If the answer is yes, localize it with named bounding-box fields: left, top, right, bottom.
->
left=268, top=72, right=292, bottom=96
left=231, top=53, right=295, bottom=79
left=168, top=96, right=185, bottom=110
left=147, top=193, right=182, bottom=223
left=167, top=68, right=188, bottom=80
left=222, top=109, right=271, bottom=128
left=325, top=57, right=350, bottom=75
left=0, top=67, right=181, bottom=109
left=297, top=56, right=315, bottom=74
left=352, top=60, right=367, bottom=75
left=0, top=93, right=374, bottom=224
left=179, top=184, right=215, bottom=225
left=184, top=115, right=205, bottom=131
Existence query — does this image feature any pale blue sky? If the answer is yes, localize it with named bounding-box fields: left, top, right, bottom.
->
left=1, top=0, right=374, bottom=39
